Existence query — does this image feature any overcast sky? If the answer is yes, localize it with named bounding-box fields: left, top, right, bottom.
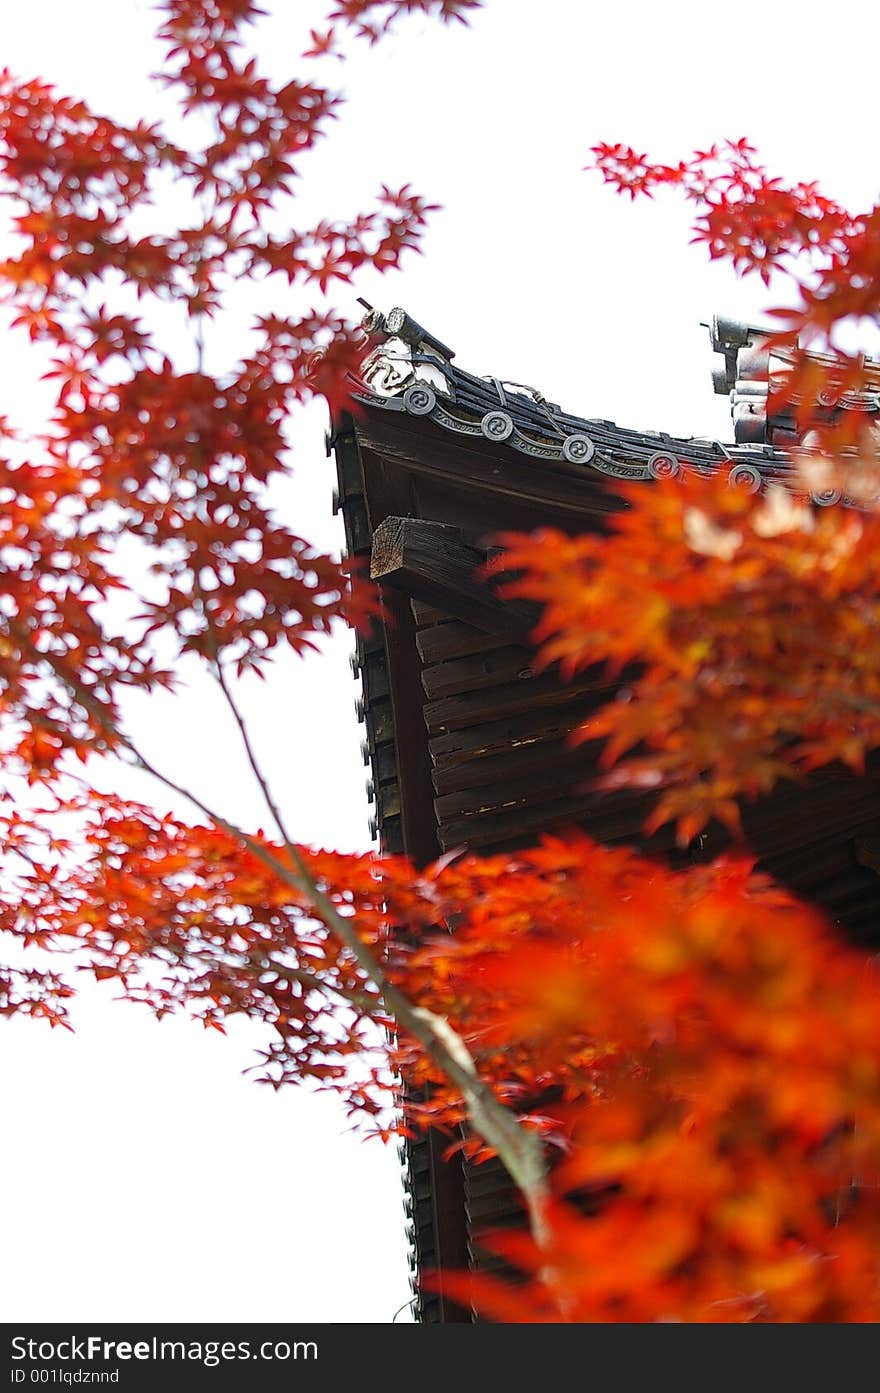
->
left=3, top=0, right=880, bottom=1325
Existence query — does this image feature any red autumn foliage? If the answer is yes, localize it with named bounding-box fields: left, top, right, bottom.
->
left=495, top=475, right=880, bottom=842
left=591, top=138, right=880, bottom=445
left=422, top=844, right=880, bottom=1320
left=7, top=1, right=880, bottom=1323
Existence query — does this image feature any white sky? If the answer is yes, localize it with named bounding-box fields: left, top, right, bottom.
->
left=2, top=0, right=880, bottom=1324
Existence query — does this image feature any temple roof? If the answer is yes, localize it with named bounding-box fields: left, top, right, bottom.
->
left=331, top=306, right=880, bottom=1323
left=347, top=305, right=880, bottom=506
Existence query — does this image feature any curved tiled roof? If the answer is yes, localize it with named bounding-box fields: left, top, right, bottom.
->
left=347, top=306, right=880, bottom=508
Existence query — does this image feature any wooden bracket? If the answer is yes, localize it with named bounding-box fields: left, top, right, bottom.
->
left=370, top=516, right=538, bottom=640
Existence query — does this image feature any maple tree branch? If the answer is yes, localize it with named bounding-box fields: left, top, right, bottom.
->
left=34, top=641, right=551, bottom=1240
left=207, top=631, right=295, bottom=859
left=207, top=640, right=550, bottom=1235
left=272, top=962, right=382, bottom=1019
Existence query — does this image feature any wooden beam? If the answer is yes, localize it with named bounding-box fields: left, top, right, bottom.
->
left=420, top=645, right=536, bottom=701
left=423, top=670, right=614, bottom=735
left=355, top=415, right=621, bottom=519
left=370, top=516, right=539, bottom=640
left=428, top=701, right=589, bottom=767
left=414, top=617, right=514, bottom=666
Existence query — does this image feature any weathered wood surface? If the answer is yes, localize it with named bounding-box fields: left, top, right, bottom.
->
left=431, top=733, right=594, bottom=796
left=420, top=645, right=538, bottom=701
left=428, top=701, right=590, bottom=766
left=415, top=617, right=516, bottom=666
left=410, top=599, right=451, bottom=627
left=433, top=747, right=599, bottom=820
left=369, top=742, right=398, bottom=784
left=375, top=782, right=401, bottom=820
left=423, top=671, right=614, bottom=735
left=356, top=419, right=622, bottom=518
left=371, top=516, right=538, bottom=639
left=437, top=788, right=649, bottom=853
left=357, top=696, right=394, bottom=745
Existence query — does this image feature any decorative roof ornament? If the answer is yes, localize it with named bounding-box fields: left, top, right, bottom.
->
left=359, top=304, right=454, bottom=401
left=710, top=313, right=880, bottom=447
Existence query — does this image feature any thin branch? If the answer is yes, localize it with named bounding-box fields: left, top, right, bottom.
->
left=210, top=636, right=294, bottom=854
left=34, top=636, right=551, bottom=1239
left=208, top=640, right=550, bottom=1234
left=270, top=960, right=383, bottom=1019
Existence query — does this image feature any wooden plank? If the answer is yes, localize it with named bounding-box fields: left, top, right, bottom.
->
left=420, top=645, right=537, bottom=701
left=810, top=866, right=880, bottom=905
left=376, top=782, right=402, bottom=821
left=371, top=742, right=398, bottom=784
left=381, top=815, right=403, bottom=855
left=766, top=828, right=875, bottom=892
left=333, top=426, right=365, bottom=498
left=371, top=516, right=538, bottom=640
left=816, top=884, right=880, bottom=936
left=423, top=671, right=613, bottom=735
left=415, top=618, right=515, bottom=666
left=743, top=776, right=880, bottom=864
left=464, top=1156, right=527, bottom=1296
left=360, top=648, right=390, bottom=702
left=410, top=599, right=451, bottom=628
left=437, top=789, right=652, bottom=852
left=428, top=701, right=591, bottom=766
left=360, top=697, right=394, bottom=745
left=432, top=734, right=591, bottom=796
left=433, top=746, right=599, bottom=820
